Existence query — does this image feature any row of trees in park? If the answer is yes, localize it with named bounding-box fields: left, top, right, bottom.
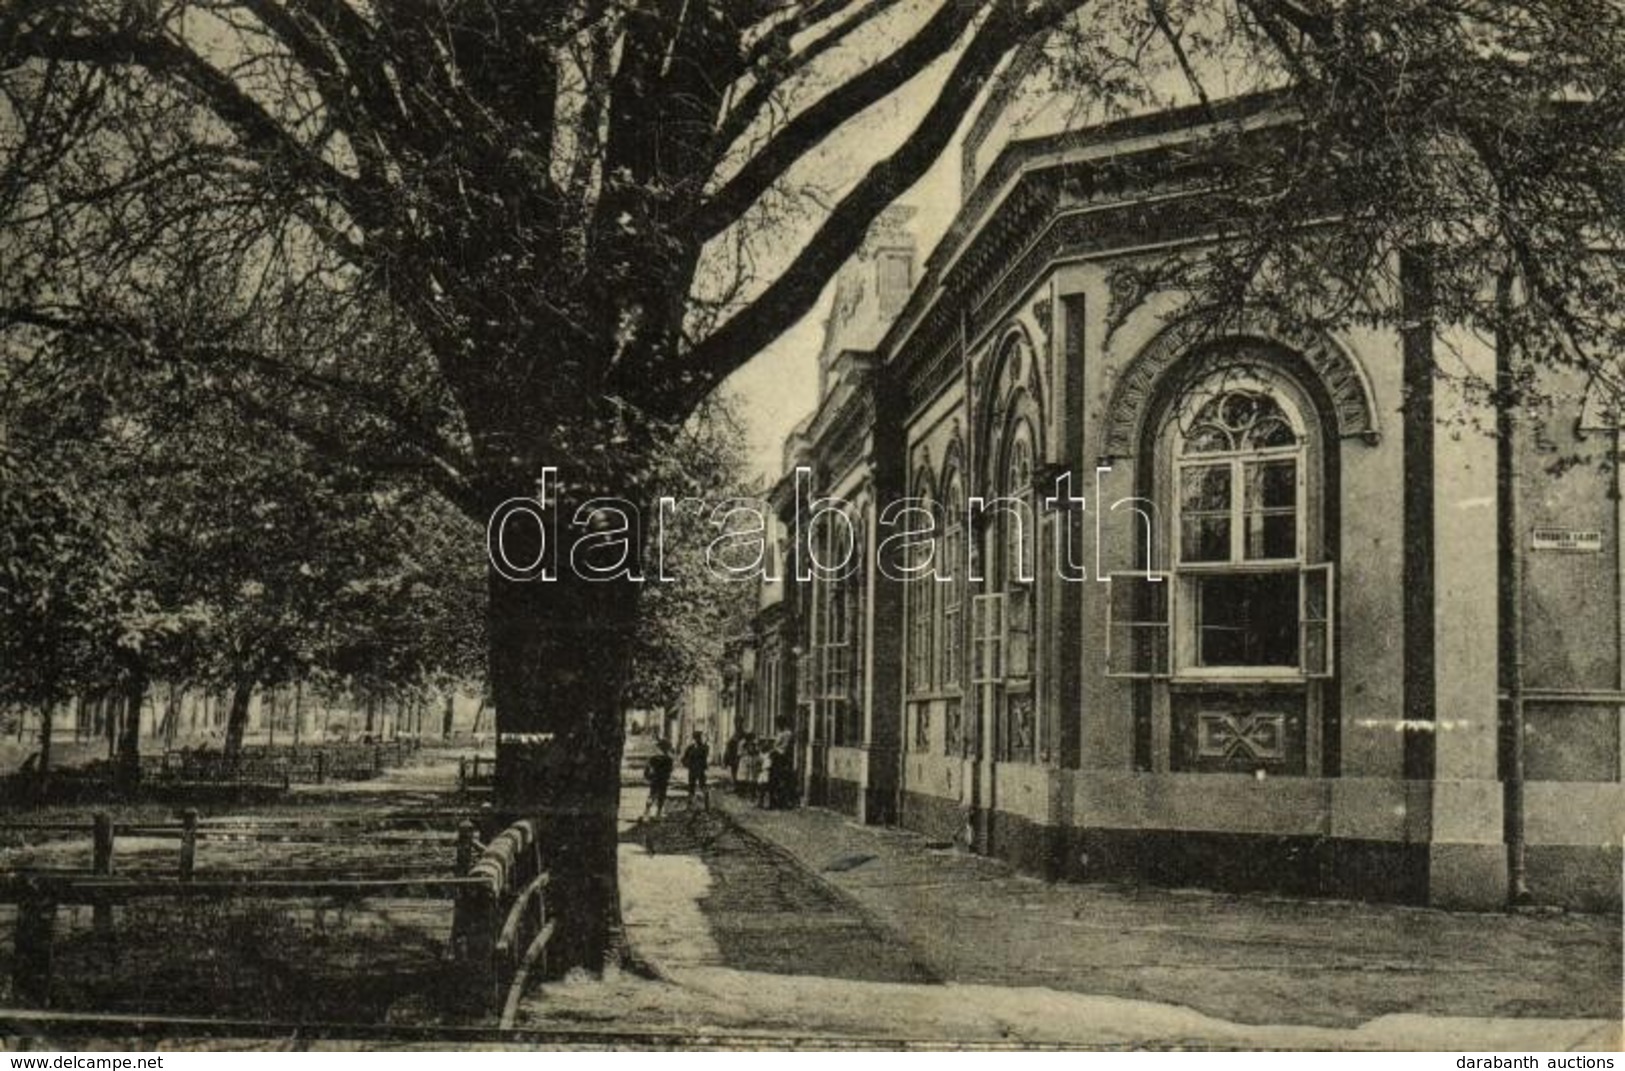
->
left=2, top=0, right=1622, bottom=970
left=0, top=315, right=755, bottom=785
left=0, top=318, right=491, bottom=783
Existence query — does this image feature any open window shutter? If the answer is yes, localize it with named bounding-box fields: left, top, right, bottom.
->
left=906, top=576, right=926, bottom=694
left=990, top=594, right=1005, bottom=682
left=1006, top=585, right=1032, bottom=679
left=926, top=581, right=940, bottom=694
left=971, top=594, right=1005, bottom=684
left=1106, top=572, right=1172, bottom=678
left=1300, top=563, right=1334, bottom=678
left=970, top=595, right=987, bottom=685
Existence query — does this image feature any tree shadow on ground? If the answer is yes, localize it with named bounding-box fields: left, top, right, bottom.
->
left=622, top=805, right=938, bottom=985
left=7, top=898, right=474, bottom=1025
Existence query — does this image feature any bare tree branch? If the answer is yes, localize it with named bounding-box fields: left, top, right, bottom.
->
left=679, top=0, right=1075, bottom=405
left=694, top=0, right=988, bottom=243
left=713, top=0, right=912, bottom=159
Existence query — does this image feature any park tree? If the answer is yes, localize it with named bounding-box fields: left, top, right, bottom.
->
left=0, top=330, right=204, bottom=789
left=0, top=358, right=135, bottom=784
left=132, top=390, right=490, bottom=761
left=321, top=483, right=488, bottom=736
left=3, top=0, right=1623, bottom=970
left=0, top=317, right=489, bottom=780
left=622, top=396, right=760, bottom=716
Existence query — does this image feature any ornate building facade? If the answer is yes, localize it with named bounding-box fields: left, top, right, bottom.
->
left=738, top=96, right=1623, bottom=912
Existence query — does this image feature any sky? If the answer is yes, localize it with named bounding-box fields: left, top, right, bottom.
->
left=716, top=22, right=972, bottom=484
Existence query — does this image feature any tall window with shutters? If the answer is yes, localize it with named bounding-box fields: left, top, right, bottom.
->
left=816, top=514, right=865, bottom=748
left=1108, top=372, right=1332, bottom=680
left=997, top=420, right=1037, bottom=762
left=939, top=467, right=965, bottom=756
left=1106, top=365, right=1335, bottom=773
left=905, top=473, right=936, bottom=753
left=939, top=469, right=965, bottom=692
left=906, top=478, right=936, bottom=697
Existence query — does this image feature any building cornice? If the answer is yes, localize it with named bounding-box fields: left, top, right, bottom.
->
left=885, top=93, right=1301, bottom=408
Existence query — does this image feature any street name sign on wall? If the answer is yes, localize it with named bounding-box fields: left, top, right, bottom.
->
left=1530, top=527, right=1605, bottom=552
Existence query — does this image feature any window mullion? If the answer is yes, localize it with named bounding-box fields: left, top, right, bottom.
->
left=1229, top=458, right=1245, bottom=564
left=1297, top=450, right=1308, bottom=565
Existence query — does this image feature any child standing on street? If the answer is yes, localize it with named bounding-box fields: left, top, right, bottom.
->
left=643, top=738, right=674, bottom=818
left=681, top=731, right=711, bottom=811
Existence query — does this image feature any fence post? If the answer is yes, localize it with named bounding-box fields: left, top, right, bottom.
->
left=91, top=812, right=113, bottom=938
left=315, top=751, right=326, bottom=784
left=179, top=808, right=198, bottom=881
left=450, top=879, right=498, bottom=1014
left=373, top=744, right=383, bottom=773
left=13, top=888, right=55, bottom=1007
left=92, top=812, right=114, bottom=874
left=456, top=820, right=476, bottom=876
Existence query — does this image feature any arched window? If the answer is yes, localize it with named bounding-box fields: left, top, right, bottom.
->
left=1175, top=381, right=1307, bottom=669
left=1107, top=360, right=1335, bottom=775
left=971, top=374, right=1044, bottom=766
left=1002, top=420, right=1036, bottom=679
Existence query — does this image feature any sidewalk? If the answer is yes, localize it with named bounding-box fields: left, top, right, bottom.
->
left=712, top=787, right=1621, bottom=1039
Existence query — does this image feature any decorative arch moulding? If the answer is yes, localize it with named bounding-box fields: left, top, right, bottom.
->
left=972, top=324, right=1049, bottom=484
left=1099, top=313, right=1383, bottom=461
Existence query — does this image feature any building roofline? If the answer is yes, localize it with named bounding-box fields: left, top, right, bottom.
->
left=879, top=90, right=1297, bottom=366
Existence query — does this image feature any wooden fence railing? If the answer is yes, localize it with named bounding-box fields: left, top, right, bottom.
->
left=140, top=740, right=419, bottom=786
left=450, top=818, right=555, bottom=1027
left=2, top=813, right=552, bottom=1023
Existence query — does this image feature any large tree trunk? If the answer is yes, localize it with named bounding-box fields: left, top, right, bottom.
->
left=115, top=664, right=147, bottom=793
left=488, top=562, right=638, bottom=976
left=223, top=681, right=254, bottom=759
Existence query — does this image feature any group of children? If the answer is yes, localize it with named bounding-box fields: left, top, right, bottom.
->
left=743, top=723, right=797, bottom=809
left=641, top=722, right=796, bottom=818
left=722, top=729, right=775, bottom=807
